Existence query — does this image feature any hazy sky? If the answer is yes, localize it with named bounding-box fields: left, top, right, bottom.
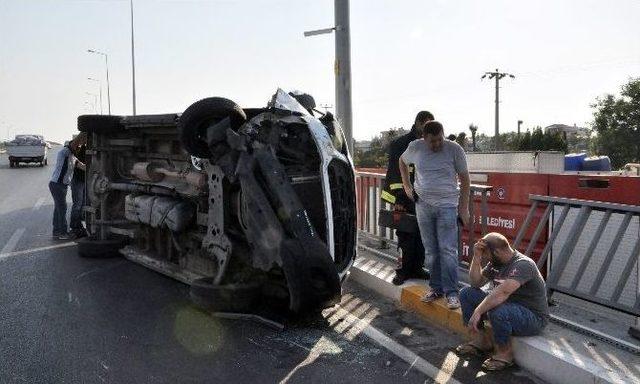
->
left=1, top=0, right=639, bottom=143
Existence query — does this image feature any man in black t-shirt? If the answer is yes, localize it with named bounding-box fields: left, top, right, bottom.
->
left=70, top=143, right=87, bottom=237
left=381, top=111, right=433, bottom=285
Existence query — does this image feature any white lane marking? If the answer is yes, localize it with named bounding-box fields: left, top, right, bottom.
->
left=1, top=228, right=26, bottom=255
left=333, top=306, right=464, bottom=384
left=0, top=241, right=76, bottom=260
left=32, top=197, right=46, bottom=211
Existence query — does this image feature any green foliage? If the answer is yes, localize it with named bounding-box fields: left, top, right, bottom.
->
left=591, top=78, right=640, bottom=169
left=353, top=127, right=406, bottom=168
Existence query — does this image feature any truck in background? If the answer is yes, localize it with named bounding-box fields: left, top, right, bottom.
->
left=6, top=134, right=49, bottom=167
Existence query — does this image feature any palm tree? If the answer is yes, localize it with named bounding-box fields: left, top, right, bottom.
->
left=469, top=124, right=478, bottom=151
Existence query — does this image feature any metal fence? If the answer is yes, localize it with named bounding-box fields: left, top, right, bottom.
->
left=514, top=195, right=640, bottom=317
left=355, top=171, right=493, bottom=263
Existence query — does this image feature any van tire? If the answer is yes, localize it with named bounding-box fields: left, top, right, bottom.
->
left=78, top=115, right=124, bottom=134
left=178, top=97, right=246, bottom=158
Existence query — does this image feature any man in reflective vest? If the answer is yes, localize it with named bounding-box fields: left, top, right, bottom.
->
left=382, top=111, right=434, bottom=285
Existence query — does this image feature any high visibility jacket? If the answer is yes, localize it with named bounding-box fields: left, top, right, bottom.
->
left=381, top=127, right=419, bottom=213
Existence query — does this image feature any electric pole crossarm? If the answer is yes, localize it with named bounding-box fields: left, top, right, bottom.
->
left=481, top=68, right=515, bottom=150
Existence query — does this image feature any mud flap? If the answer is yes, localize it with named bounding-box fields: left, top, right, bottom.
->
left=279, top=238, right=341, bottom=313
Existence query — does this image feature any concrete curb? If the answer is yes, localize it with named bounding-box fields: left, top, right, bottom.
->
left=350, top=249, right=634, bottom=384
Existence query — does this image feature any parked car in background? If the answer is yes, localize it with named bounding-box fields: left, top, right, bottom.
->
left=6, top=134, right=48, bottom=167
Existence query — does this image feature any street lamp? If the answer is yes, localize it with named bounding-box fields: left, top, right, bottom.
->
left=87, top=49, right=111, bottom=115
left=87, top=77, right=103, bottom=114
left=85, top=92, right=98, bottom=114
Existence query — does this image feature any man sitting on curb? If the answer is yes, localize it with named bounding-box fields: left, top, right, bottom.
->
left=455, top=232, right=549, bottom=371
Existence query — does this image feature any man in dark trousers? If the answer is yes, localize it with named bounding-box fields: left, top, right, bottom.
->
left=70, top=139, right=88, bottom=238
left=381, top=111, right=434, bottom=285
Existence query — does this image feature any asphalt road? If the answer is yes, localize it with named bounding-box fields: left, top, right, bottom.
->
left=0, top=148, right=545, bottom=384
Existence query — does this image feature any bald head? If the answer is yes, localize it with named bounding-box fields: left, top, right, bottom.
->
left=478, top=232, right=514, bottom=265
left=483, top=232, right=510, bottom=251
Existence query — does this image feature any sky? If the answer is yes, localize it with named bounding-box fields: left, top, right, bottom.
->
left=1, top=0, right=639, bottom=143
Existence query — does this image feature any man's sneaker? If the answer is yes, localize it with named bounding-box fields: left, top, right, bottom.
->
left=446, top=295, right=461, bottom=309
left=420, top=291, right=443, bottom=303
left=391, top=274, right=407, bottom=286
left=57, top=233, right=74, bottom=241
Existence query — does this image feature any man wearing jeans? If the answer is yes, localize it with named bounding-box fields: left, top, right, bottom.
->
left=456, top=232, right=548, bottom=371
left=49, top=135, right=86, bottom=240
left=399, top=121, right=470, bottom=309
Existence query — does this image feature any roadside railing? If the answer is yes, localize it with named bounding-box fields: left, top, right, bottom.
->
left=355, top=171, right=493, bottom=265
left=514, top=195, right=640, bottom=318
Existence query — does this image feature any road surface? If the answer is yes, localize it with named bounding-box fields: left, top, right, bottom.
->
left=0, top=148, right=544, bottom=384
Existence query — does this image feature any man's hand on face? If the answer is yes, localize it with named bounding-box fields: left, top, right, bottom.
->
left=473, top=240, right=487, bottom=262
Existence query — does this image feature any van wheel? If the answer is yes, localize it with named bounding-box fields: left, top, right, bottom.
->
left=178, top=97, right=246, bottom=158
left=77, top=236, right=127, bottom=258
left=78, top=115, right=124, bottom=134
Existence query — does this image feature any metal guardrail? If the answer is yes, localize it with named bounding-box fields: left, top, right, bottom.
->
left=355, top=171, right=492, bottom=265
left=514, top=194, right=640, bottom=317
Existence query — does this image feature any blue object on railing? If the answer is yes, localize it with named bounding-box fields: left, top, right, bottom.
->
left=564, top=153, right=587, bottom=171
left=582, top=156, right=612, bottom=171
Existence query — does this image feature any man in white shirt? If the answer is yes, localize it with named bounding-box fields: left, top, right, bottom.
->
left=49, top=134, right=86, bottom=240
left=399, top=121, right=470, bottom=309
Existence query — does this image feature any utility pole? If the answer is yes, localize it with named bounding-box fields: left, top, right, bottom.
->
left=517, top=120, right=523, bottom=138
left=130, top=0, right=137, bottom=115
left=481, top=69, right=514, bottom=150
left=302, top=0, right=354, bottom=154
left=334, top=0, right=353, bottom=154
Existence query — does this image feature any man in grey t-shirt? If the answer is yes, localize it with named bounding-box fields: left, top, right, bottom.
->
left=456, top=232, right=548, bottom=371
left=399, top=121, right=470, bottom=309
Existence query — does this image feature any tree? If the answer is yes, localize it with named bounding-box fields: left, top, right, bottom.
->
left=591, top=78, right=640, bottom=169
left=468, top=124, right=478, bottom=151
left=353, top=127, right=406, bottom=168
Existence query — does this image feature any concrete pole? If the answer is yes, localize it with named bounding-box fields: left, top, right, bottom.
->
left=104, top=55, right=111, bottom=115
left=334, top=0, right=353, bottom=154
left=495, top=69, right=500, bottom=151
left=130, top=0, right=137, bottom=115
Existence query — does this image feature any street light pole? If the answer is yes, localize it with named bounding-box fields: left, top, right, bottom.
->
left=130, top=0, right=137, bottom=115
left=303, top=0, right=353, bottom=154
left=481, top=68, right=515, bottom=150
left=334, top=0, right=353, bottom=154
left=88, top=77, right=103, bottom=114
left=88, top=49, right=111, bottom=115
left=85, top=92, right=98, bottom=114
